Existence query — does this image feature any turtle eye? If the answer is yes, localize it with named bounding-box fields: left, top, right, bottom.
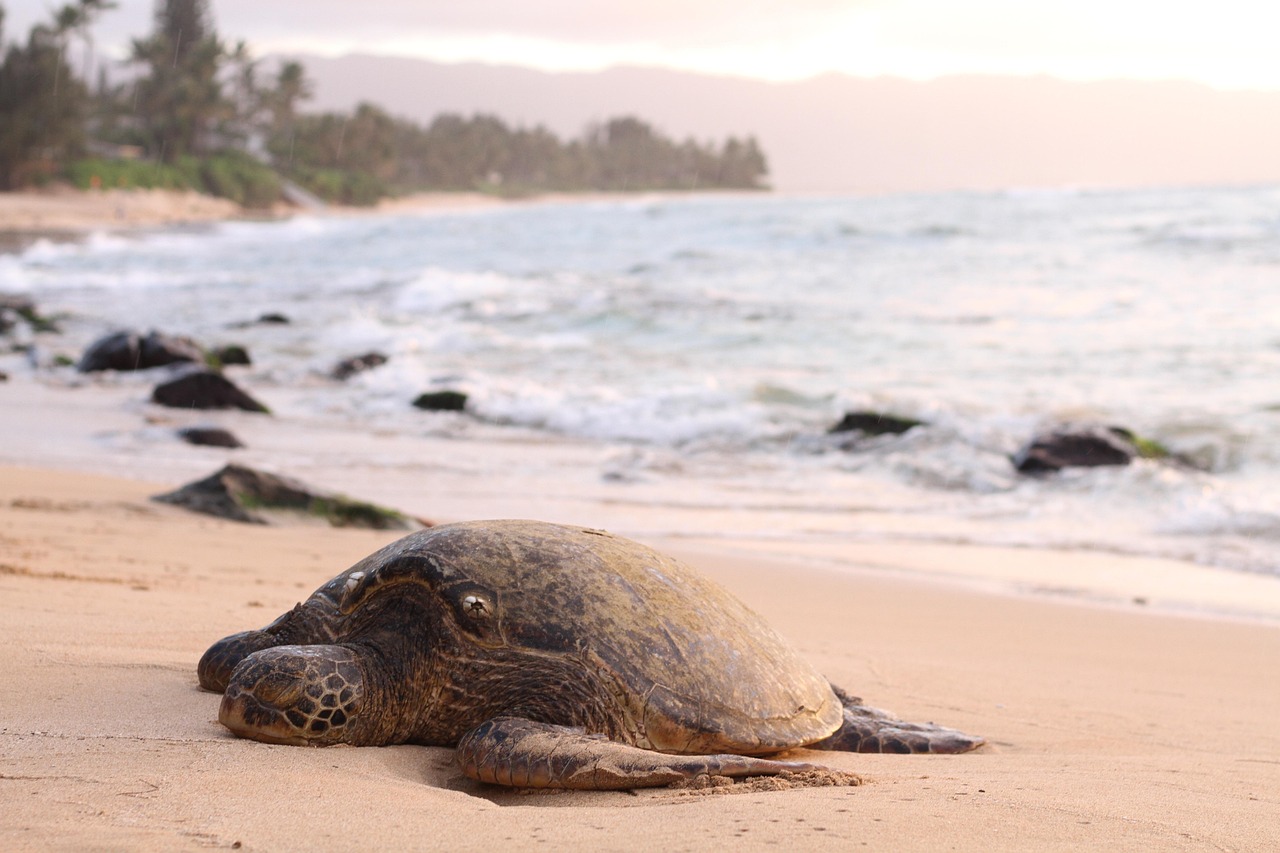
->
left=448, top=583, right=500, bottom=642
left=461, top=594, right=491, bottom=619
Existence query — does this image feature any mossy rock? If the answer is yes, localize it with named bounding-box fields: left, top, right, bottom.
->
left=207, top=345, right=252, bottom=368
left=1014, top=424, right=1175, bottom=474
left=1107, top=426, right=1171, bottom=459
left=153, top=464, right=424, bottom=530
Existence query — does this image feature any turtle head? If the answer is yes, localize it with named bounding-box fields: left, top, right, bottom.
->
left=219, top=645, right=374, bottom=746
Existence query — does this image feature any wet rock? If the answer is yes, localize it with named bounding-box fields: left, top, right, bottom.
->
left=0, top=294, right=58, bottom=334
left=177, top=426, right=245, bottom=448
left=332, top=351, right=388, bottom=380
left=1013, top=425, right=1138, bottom=473
left=152, top=369, right=270, bottom=413
left=829, top=411, right=925, bottom=436
left=78, top=329, right=205, bottom=372
left=210, top=344, right=251, bottom=366
left=412, top=390, right=468, bottom=412
left=230, top=312, right=290, bottom=329
left=152, top=463, right=425, bottom=529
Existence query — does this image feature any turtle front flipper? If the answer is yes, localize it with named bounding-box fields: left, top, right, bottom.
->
left=198, top=600, right=342, bottom=693
left=808, top=686, right=985, bottom=754
left=456, top=717, right=827, bottom=790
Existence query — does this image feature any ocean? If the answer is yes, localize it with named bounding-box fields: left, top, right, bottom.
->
left=3, top=185, right=1280, bottom=579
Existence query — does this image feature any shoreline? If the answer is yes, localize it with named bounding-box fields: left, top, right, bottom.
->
left=0, top=185, right=768, bottom=245
left=2, top=463, right=1278, bottom=850
left=2, top=374, right=1278, bottom=627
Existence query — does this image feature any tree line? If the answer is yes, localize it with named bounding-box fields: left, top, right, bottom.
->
left=0, top=1, right=770, bottom=204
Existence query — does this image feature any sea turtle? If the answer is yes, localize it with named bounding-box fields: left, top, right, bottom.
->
left=199, top=520, right=983, bottom=789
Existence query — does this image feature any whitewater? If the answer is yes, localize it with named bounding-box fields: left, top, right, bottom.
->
left=3, top=185, right=1279, bottom=580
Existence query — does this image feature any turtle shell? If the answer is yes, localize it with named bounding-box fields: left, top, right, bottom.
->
left=331, top=519, right=843, bottom=754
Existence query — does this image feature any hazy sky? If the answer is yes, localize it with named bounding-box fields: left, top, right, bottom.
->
left=4, top=0, right=1278, bottom=90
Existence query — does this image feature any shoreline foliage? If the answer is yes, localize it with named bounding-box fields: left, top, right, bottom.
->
left=0, top=1, right=769, bottom=205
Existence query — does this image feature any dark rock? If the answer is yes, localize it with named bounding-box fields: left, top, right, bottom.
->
left=0, top=296, right=30, bottom=335
left=0, top=370, right=8, bottom=382
left=1014, top=426, right=1138, bottom=474
left=412, top=390, right=468, bottom=412
left=0, top=294, right=58, bottom=334
left=211, top=344, right=251, bottom=366
left=177, top=426, right=245, bottom=448
left=0, top=294, right=36, bottom=316
left=829, top=410, right=925, bottom=436
left=152, top=369, right=270, bottom=413
left=332, top=351, right=388, bottom=380
left=78, top=329, right=205, bottom=372
left=230, top=313, right=290, bottom=329
left=152, top=463, right=424, bottom=529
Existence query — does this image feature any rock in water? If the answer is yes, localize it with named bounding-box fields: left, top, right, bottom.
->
left=152, top=370, right=269, bottom=413
left=152, top=464, right=423, bottom=529
left=1014, top=426, right=1136, bottom=473
left=332, top=351, right=388, bottom=380
left=177, top=426, right=246, bottom=448
left=210, top=345, right=252, bottom=366
left=412, top=390, right=468, bottom=411
left=78, top=330, right=205, bottom=372
left=829, top=411, right=925, bottom=436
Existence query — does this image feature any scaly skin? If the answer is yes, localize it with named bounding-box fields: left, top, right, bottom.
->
left=456, top=717, right=831, bottom=790
left=219, top=645, right=369, bottom=745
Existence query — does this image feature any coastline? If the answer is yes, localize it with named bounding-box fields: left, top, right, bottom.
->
left=0, top=186, right=251, bottom=235
left=0, top=186, right=518, bottom=249
left=0, top=185, right=760, bottom=242
left=2, top=463, right=1278, bottom=851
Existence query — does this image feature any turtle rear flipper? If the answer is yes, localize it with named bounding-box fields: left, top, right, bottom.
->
left=808, top=687, right=985, bottom=754
left=456, top=717, right=828, bottom=790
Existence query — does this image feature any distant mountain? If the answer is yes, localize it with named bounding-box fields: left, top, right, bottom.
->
left=285, top=54, right=1280, bottom=193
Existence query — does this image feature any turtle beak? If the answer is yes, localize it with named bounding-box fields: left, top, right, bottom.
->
left=218, top=645, right=366, bottom=746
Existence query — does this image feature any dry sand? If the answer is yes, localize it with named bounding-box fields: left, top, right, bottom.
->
left=2, top=464, right=1278, bottom=852
left=0, top=187, right=248, bottom=234
left=0, top=186, right=622, bottom=239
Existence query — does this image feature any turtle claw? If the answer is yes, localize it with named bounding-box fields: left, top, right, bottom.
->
left=457, top=717, right=833, bottom=790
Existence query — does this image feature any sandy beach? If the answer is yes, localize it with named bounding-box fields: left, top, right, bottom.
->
left=3, top=188, right=1280, bottom=851
left=1, top=461, right=1278, bottom=852
left=0, top=187, right=519, bottom=247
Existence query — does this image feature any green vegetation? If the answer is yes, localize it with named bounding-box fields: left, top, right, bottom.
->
left=0, top=0, right=770, bottom=205
left=307, top=497, right=412, bottom=530
left=0, top=1, right=114, bottom=189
